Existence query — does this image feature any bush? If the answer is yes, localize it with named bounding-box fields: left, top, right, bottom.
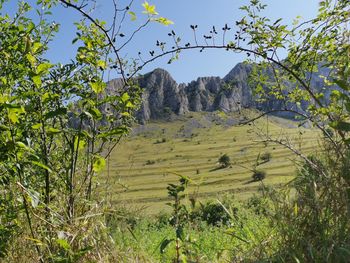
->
left=218, top=154, right=230, bottom=168
left=252, top=170, right=266, bottom=181
left=260, top=152, right=271, bottom=163
left=246, top=195, right=269, bottom=216
left=190, top=201, right=231, bottom=226
left=145, top=160, right=156, bottom=165
left=270, top=154, right=350, bottom=262
left=155, top=138, right=167, bottom=144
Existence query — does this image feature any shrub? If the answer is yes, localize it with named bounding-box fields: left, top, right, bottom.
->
left=190, top=201, right=231, bottom=226
left=270, top=154, right=350, bottom=262
left=145, top=160, right=156, bottom=165
left=252, top=170, right=266, bottom=181
left=246, top=195, right=269, bottom=216
left=260, top=152, right=271, bottom=163
left=155, top=138, right=167, bottom=144
left=219, top=154, right=231, bottom=168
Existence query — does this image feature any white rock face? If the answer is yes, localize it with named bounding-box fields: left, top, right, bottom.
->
left=106, top=63, right=335, bottom=123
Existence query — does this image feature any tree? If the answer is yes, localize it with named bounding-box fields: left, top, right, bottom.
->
left=252, top=170, right=266, bottom=182
left=259, top=152, right=271, bottom=163
left=0, top=0, right=173, bottom=261
left=219, top=154, right=231, bottom=168
left=141, top=0, right=350, bottom=260
left=224, top=1, right=350, bottom=261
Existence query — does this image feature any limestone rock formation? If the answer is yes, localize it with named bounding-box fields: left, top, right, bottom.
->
left=106, top=62, right=333, bottom=123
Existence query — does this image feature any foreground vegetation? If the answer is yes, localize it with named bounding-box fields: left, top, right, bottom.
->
left=110, top=194, right=272, bottom=262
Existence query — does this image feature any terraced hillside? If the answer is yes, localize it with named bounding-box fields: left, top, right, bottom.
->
left=104, top=111, right=320, bottom=214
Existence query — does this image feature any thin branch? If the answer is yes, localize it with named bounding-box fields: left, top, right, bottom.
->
left=117, top=19, right=150, bottom=52
left=58, top=0, right=127, bottom=83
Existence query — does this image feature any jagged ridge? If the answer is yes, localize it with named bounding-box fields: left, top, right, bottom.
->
left=107, top=62, right=332, bottom=123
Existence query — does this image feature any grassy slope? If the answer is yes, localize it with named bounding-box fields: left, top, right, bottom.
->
left=104, top=110, right=320, bottom=214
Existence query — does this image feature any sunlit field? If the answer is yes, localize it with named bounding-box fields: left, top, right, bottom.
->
left=103, top=110, right=320, bottom=213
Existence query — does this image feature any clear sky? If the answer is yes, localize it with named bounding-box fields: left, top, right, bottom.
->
left=4, top=0, right=319, bottom=83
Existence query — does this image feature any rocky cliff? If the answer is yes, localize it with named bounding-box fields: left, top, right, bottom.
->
left=107, top=62, right=332, bottom=123
left=130, top=63, right=255, bottom=123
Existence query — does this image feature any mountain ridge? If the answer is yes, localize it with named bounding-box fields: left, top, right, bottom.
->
left=107, top=62, right=331, bottom=123
left=126, top=63, right=254, bottom=123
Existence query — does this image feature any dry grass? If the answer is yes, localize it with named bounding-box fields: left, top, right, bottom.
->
left=102, top=110, right=320, bottom=214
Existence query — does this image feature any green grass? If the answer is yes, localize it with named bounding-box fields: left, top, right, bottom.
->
left=103, top=110, right=320, bottom=214
left=109, top=198, right=273, bottom=262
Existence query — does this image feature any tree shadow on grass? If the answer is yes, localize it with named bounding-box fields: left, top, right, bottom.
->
left=243, top=179, right=256, bottom=185
left=209, top=165, right=231, bottom=172
left=243, top=179, right=264, bottom=185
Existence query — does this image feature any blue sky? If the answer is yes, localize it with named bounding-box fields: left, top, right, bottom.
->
left=4, top=0, right=319, bottom=83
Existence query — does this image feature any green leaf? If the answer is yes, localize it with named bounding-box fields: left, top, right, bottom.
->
left=160, top=238, right=174, bottom=253
left=97, top=60, right=107, bottom=70
left=32, top=75, right=42, bottom=87
left=8, top=107, right=26, bottom=124
left=26, top=53, right=36, bottom=66
left=74, top=137, right=86, bottom=151
left=36, top=63, right=52, bottom=75
left=90, top=81, right=106, bottom=94
left=154, top=17, right=174, bottom=26
left=0, top=124, right=9, bottom=131
left=142, top=1, right=158, bottom=15
left=121, top=92, right=130, bottom=103
left=47, top=127, right=61, bottom=134
left=93, top=155, right=106, bottom=172
left=87, top=107, right=102, bottom=120
left=31, top=123, right=42, bottom=130
left=45, top=107, right=67, bottom=120
left=97, top=127, right=128, bottom=138
left=121, top=112, right=130, bottom=117
left=334, top=78, right=349, bottom=91
left=128, top=11, right=137, bottom=21
left=56, top=239, right=71, bottom=251
left=8, top=111, right=19, bottom=124
left=330, top=121, right=350, bottom=132
left=31, top=161, right=53, bottom=173
left=32, top=42, right=43, bottom=54
left=16, top=142, right=31, bottom=151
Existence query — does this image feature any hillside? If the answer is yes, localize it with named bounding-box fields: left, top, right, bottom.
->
left=103, top=110, right=320, bottom=213
left=102, top=63, right=330, bottom=214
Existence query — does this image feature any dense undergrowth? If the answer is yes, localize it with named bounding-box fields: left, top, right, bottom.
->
left=109, top=194, right=273, bottom=262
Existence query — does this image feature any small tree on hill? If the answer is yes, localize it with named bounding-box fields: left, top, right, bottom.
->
left=252, top=170, right=266, bottom=182
left=260, top=152, right=271, bottom=163
left=219, top=154, right=231, bottom=168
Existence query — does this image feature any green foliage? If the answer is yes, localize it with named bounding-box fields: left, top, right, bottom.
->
left=262, top=152, right=350, bottom=262
left=235, top=1, right=350, bottom=260
left=252, top=170, right=266, bottom=182
left=259, top=151, right=271, bottom=163
left=164, top=174, right=193, bottom=262
left=0, top=0, right=173, bottom=261
left=111, top=195, right=272, bottom=262
left=218, top=153, right=230, bottom=168
left=190, top=201, right=232, bottom=226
